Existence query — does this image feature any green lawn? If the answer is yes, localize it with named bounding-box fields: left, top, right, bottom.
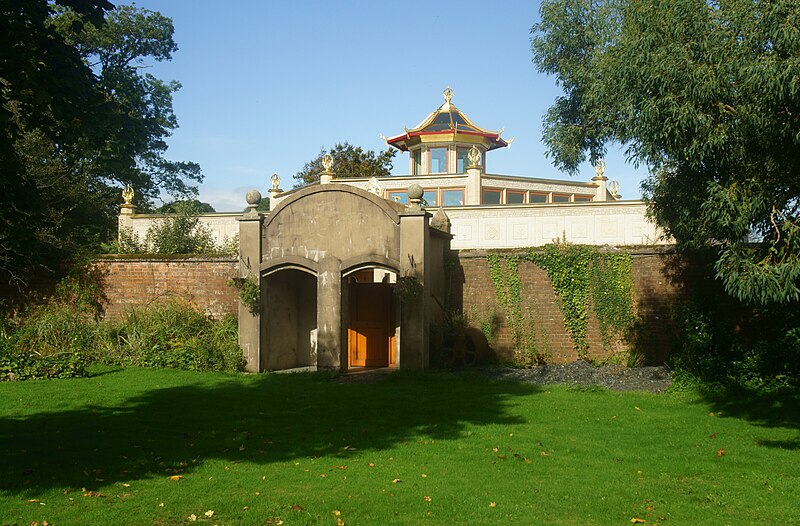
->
left=1, top=368, right=797, bottom=525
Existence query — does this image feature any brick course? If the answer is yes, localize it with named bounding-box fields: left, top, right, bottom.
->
left=95, top=256, right=238, bottom=320
left=89, top=249, right=684, bottom=364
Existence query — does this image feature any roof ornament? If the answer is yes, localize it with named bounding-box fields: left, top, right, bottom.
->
left=322, top=153, right=334, bottom=173
left=443, top=86, right=454, bottom=104
left=365, top=176, right=382, bottom=196
left=593, top=159, right=607, bottom=180
left=122, top=185, right=134, bottom=205
left=467, top=145, right=482, bottom=168
left=270, top=172, right=281, bottom=191
left=608, top=179, right=621, bottom=199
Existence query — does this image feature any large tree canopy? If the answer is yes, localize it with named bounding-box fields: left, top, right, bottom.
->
left=0, top=2, right=200, bottom=284
left=294, top=142, right=396, bottom=186
left=532, top=0, right=800, bottom=304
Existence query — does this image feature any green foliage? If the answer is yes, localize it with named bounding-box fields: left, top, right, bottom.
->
left=488, top=254, right=547, bottom=366
left=107, top=202, right=237, bottom=255
left=229, top=275, right=260, bottom=315
left=0, top=2, right=200, bottom=285
left=294, top=142, right=396, bottom=186
left=1, top=274, right=244, bottom=380
left=98, top=302, right=244, bottom=372
left=590, top=252, right=636, bottom=348
left=529, top=244, right=594, bottom=359
left=532, top=0, right=800, bottom=305
left=488, top=244, right=636, bottom=363
left=158, top=200, right=216, bottom=214
left=671, top=300, right=800, bottom=393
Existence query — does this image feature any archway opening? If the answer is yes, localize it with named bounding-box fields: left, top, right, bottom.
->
left=344, top=268, right=398, bottom=370
left=263, top=268, right=317, bottom=370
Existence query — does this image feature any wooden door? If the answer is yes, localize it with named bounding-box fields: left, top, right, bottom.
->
left=348, top=283, right=394, bottom=367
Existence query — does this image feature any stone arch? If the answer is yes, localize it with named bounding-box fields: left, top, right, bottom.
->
left=238, top=183, right=448, bottom=372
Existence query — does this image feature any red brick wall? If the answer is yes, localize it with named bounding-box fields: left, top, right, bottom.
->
left=90, top=249, right=684, bottom=364
left=95, top=256, right=238, bottom=320
left=453, top=249, right=683, bottom=364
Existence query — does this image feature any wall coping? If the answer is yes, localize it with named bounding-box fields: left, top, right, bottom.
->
left=97, top=254, right=237, bottom=263
left=456, top=245, right=677, bottom=259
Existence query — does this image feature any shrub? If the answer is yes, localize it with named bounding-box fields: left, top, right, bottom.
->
left=2, top=272, right=245, bottom=380
left=99, top=300, right=245, bottom=372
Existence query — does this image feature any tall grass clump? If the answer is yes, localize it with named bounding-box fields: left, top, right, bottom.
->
left=99, top=301, right=244, bottom=372
left=2, top=273, right=244, bottom=381
left=0, top=272, right=103, bottom=380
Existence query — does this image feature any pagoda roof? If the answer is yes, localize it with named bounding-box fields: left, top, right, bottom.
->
left=385, top=88, right=510, bottom=152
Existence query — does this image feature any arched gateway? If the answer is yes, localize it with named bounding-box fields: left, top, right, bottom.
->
left=237, top=184, right=451, bottom=372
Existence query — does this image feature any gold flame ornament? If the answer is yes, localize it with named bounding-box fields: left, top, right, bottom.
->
left=322, top=153, right=334, bottom=173
left=122, top=185, right=134, bottom=205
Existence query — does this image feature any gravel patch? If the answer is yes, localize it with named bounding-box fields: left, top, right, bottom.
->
left=475, top=361, right=672, bottom=393
left=334, top=362, right=672, bottom=392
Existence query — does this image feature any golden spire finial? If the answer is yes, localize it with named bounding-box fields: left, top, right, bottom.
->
left=593, top=159, right=607, bottom=180
left=443, top=86, right=454, bottom=104
left=122, top=185, right=134, bottom=205
left=322, top=153, right=334, bottom=173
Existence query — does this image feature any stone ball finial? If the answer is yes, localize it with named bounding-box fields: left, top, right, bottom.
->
left=408, top=183, right=424, bottom=200
left=246, top=189, right=262, bottom=209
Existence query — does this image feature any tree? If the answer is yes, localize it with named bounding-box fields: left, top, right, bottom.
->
left=294, top=142, right=396, bottom=186
left=0, top=3, right=200, bottom=285
left=532, top=0, right=800, bottom=304
left=158, top=200, right=216, bottom=214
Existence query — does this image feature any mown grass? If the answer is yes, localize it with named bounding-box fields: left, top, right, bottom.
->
left=1, top=368, right=798, bottom=525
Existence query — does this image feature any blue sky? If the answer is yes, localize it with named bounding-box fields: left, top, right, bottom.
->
left=134, top=0, right=647, bottom=212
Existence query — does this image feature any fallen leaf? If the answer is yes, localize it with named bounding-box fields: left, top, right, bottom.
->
left=367, top=463, right=376, bottom=468
left=188, top=514, right=197, bottom=522
left=709, top=412, right=715, bottom=417
left=630, top=518, right=646, bottom=523
left=333, top=510, right=342, bottom=517
left=204, top=510, right=214, bottom=518
left=421, top=474, right=428, bottom=478
left=243, top=506, right=249, bottom=511
left=168, top=475, right=183, bottom=481
left=716, top=448, right=725, bottom=457
left=239, top=444, right=246, bottom=451
left=337, top=519, right=344, bottom=526
left=489, top=502, right=497, bottom=508
left=709, top=433, right=717, bottom=439
left=423, top=496, right=432, bottom=502
left=82, top=491, right=106, bottom=497
left=392, top=478, right=401, bottom=483
left=291, top=505, right=303, bottom=511
left=121, top=483, right=131, bottom=488
left=27, top=499, right=40, bottom=503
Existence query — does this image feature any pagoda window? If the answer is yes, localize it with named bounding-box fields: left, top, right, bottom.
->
left=412, top=150, right=422, bottom=175
left=507, top=191, right=526, bottom=204
left=429, top=147, right=447, bottom=174
left=482, top=189, right=502, bottom=205
left=552, top=194, right=571, bottom=203
left=442, top=189, right=464, bottom=206
left=574, top=195, right=593, bottom=202
left=456, top=147, right=470, bottom=173
left=422, top=190, right=437, bottom=206
left=530, top=192, right=548, bottom=203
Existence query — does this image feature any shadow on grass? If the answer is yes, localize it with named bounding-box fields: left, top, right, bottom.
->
left=0, top=370, right=538, bottom=494
left=699, top=386, right=800, bottom=449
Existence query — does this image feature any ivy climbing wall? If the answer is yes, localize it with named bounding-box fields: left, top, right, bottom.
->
left=452, top=248, right=681, bottom=365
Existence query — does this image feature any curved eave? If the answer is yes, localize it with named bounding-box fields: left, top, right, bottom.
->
left=386, top=130, right=508, bottom=152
